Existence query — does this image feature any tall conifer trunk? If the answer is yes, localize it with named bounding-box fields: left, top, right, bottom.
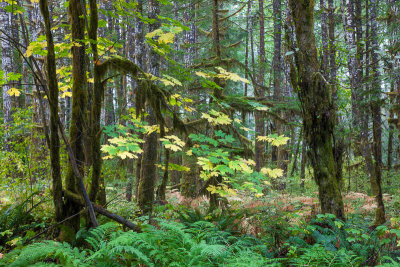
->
left=254, top=0, right=266, bottom=172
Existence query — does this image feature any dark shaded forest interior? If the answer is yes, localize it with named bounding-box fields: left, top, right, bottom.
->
left=0, top=0, right=400, bottom=266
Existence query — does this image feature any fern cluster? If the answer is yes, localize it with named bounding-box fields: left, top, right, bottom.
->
left=0, top=193, right=40, bottom=246
left=1, top=220, right=269, bottom=267
left=3, top=211, right=400, bottom=266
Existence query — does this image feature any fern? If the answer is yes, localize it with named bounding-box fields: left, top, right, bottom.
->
left=0, top=193, right=38, bottom=245
left=7, top=241, right=87, bottom=267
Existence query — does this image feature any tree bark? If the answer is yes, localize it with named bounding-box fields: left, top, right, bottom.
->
left=65, top=0, right=91, bottom=232
left=288, top=0, right=344, bottom=219
left=137, top=0, right=160, bottom=215
left=0, top=3, right=13, bottom=151
left=254, top=0, right=266, bottom=172
left=369, top=0, right=385, bottom=225
left=39, top=0, right=63, bottom=223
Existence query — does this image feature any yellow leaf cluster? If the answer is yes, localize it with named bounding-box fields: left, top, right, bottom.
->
left=256, top=134, right=290, bottom=146
left=7, top=88, right=21, bottom=97
left=143, top=125, right=159, bottom=134
left=215, top=67, right=250, bottom=84
left=146, top=29, right=177, bottom=45
left=207, top=184, right=237, bottom=197
left=201, top=110, right=232, bottom=126
left=195, top=71, right=211, bottom=79
left=261, top=167, right=284, bottom=178
left=61, top=91, right=72, bottom=98
left=117, top=151, right=136, bottom=159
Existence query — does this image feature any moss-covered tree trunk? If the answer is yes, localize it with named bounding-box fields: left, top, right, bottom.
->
left=137, top=0, right=160, bottom=215
left=370, top=0, right=385, bottom=225
left=87, top=0, right=106, bottom=206
left=39, top=0, right=63, bottom=223
left=288, top=0, right=344, bottom=219
left=64, top=0, right=89, bottom=232
left=133, top=0, right=145, bottom=201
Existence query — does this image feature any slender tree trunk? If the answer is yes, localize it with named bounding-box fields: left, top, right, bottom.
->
left=290, top=128, right=302, bottom=177
left=133, top=0, right=145, bottom=201
left=369, top=0, right=385, bottom=225
left=39, top=0, right=63, bottom=223
left=300, top=134, right=306, bottom=190
left=255, top=0, right=266, bottom=172
left=0, top=3, right=13, bottom=151
left=88, top=0, right=106, bottom=206
left=386, top=0, right=398, bottom=174
left=288, top=0, right=344, bottom=219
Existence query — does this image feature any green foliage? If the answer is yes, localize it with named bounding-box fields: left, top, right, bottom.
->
left=0, top=193, right=43, bottom=248
left=1, top=220, right=269, bottom=267
left=178, top=207, right=247, bottom=233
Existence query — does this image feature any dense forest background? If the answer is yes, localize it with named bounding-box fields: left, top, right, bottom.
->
left=0, top=0, right=400, bottom=265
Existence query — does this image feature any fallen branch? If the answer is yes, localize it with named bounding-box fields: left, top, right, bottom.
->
left=64, top=190, right=141, bottom=232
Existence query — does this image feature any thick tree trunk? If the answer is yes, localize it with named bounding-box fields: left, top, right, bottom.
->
left=288, top=0, right=344, bottom=219
left=320, top=0, right=328, bottom=76
left=137, top=0, right=160, bottom=215
left=64, top=0, right=89, bottom=232
left=181, top=146, right=199, bottom=198
left=328, top=0, right=336, bottom=91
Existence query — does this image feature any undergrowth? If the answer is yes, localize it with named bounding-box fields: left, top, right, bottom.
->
left=1, top=209, right=400, bottom=266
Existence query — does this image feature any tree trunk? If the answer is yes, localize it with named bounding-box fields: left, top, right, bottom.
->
left=288, top=0, right=344, bottom=219
left=254, top=0, right=266, bottom=172
left=369, top=0, right=385, bottom=225
left=0, top=3, right=13, bottom=151
left=64, top=0, right=89, bottom=232
left=88, top=0, right=106, bottom=207
left=137, top=0, right=160, bottom=215
left=39, top=0, right=63, bottom=223
left=320, top=0, right=328, bottom=76
left=300, top=134, right=307, bottom=190
left=133, top=0, right=145, bottom=200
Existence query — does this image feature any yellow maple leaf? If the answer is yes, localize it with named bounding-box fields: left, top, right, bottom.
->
left=261, top=167, right=284, bottom=178
left=195, top=71, right=210, bottom=79
left=61, top=91, right=72, bottom=98
left=7, top=88, right=21, bottom=97
left=158, top=32, right=175, bottom=44
left=117, top=151, right=136, bottom=159
left=146, top=29, right=163, bottom=39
